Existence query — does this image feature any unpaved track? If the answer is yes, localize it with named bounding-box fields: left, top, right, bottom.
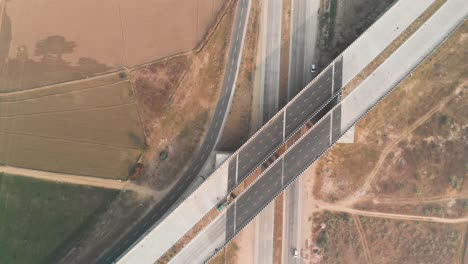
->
left=369, top=194, right=468, bottom=205
left=0, top=166, right=157, bottom=196
left=352, top=214, right=373, bottom=264
left=341, top=87, right=463, bottom=205
left=317, top=201, right=468, bottom=224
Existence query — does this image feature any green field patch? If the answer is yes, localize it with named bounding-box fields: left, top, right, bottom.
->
left=0, top=173, right=118, bottom=264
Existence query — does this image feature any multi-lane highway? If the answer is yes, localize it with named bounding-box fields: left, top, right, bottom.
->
left=117, top=0, right=441, bottom=263
left=288, top=0, right=320, bottom=99
left=255, top=0, right=283, bottom=261
left=284, top=1, right=321, bottom=261
left=101, top=0, right=252, bottom=262
left=261, top=0, right=282, bottom=123
left=169, top=0, right=467, bottom=262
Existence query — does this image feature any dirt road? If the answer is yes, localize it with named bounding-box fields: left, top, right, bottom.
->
left=369, top=194, right=468, bottom=205
left=0, top=166, right=157, bottom=197
left=341, top=87, right=463, bottom=205
left=352, top=214, right=373, bottom=264
left=317, top=201, right=468, bottom=224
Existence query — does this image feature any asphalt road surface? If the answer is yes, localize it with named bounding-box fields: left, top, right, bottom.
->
left=284, top=1, right=320, bottom=262
left=120, top=1, right=441, bottom=263
left=226, top=58, right=342, bottom=201
left=171, top=1, right=468, bottom=260
left=101, top=0, right=252, bottom=262
left=261, top=0, right=282, bottom=123
left=288, top=0, right=320, bottom=99
left=255, top=0, right=283, bottom=260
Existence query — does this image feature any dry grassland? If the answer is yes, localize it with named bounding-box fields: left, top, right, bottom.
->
left=0, top=75, right=144, bottom=179
left=309, top=212, right=465, bottom=264
left=131, top=0, right=235, bottom=190
left=0, top=0, right=224, bottom=91
left=313, top=22, right=468, bottom=203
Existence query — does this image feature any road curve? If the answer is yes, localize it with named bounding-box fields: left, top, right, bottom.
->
left=100, top=0, right=253, bottom=263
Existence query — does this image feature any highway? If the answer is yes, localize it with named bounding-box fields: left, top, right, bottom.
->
left=284, top=0, right=320, bottom=262
left=254, top=0, right=283, bottom=262
left=288, top=0, right=320, bottom=99
left=169, top=1, right=467, bottom=262
left=261, top=0, right=282, bottom=123
left=117, top=1, right=438, bottom=262
left=103, top=0, right=252, bottom=262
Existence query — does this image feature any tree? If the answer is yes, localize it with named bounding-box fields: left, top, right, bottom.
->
left=34, top=35, right=76, bottom=59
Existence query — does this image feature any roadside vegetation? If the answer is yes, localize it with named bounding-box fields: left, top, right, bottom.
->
left=316, top=0, right=397, bottom=67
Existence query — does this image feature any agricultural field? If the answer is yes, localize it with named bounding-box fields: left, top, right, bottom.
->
left=0, top=0, right=224, bottom=91
left=0, top=173, right=118, bottom=264
left=0, top=73, right=145, bottom=179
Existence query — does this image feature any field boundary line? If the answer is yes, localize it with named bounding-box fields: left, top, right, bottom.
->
left=0, top=101, right=138, bottom=118
left=0, top=165, right=159, bottom=196
left=0, top=128, right=142, bottom=150
left=0, top=78, right=127, bottom=99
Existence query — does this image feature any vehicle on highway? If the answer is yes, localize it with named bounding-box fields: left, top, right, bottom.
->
left=292, top=248, right=298, bottom=258
left=216, top=193, right=237, bottom=211
left=311, top=64, right=316, bottom=73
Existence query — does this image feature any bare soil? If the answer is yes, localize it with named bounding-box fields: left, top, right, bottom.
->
left=298, top=19, right=468, bottom=264
left=313, top=22, right=468, bottom=204
left=209, top=242, right=239, bottom=264
left=359, top=217, right=465, bottom=264
left=309, top=212, right=367, bottom=264
left=273, top=193, right=284, bottom=264
left=131, top=0, right=236, bottom=191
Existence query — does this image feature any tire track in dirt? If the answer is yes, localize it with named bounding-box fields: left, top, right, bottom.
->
left=352, top=214, right=373, bottom=264
left=317, top=201, right=468, bottom=224
left=341, top=86, right=463, bottom=205
left=369, top=194, right=468, bottom=205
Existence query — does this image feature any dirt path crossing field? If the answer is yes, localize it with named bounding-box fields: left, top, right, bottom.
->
left=0, top=166, right=157, bottom=197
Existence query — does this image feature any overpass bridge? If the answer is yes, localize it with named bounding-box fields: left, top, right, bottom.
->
left=118, top=0, right=467, bottom=263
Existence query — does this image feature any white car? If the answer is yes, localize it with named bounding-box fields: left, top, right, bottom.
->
left=292, top=248, right=299, bottom=258
left=311, top=64, right=316, bottom=73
